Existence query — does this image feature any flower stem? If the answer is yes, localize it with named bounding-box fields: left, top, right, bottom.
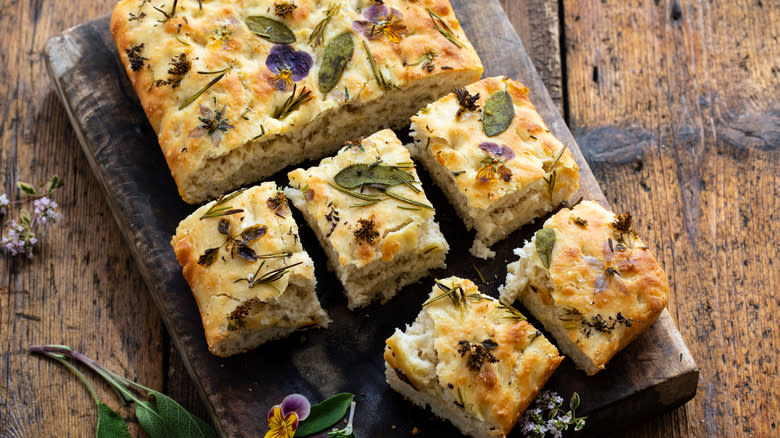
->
left=47, top=353, right=100, bottom=405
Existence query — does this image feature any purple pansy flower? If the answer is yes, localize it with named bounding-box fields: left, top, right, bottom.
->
left=265, top=394, right=310, bottom=438
left=266, top=45, right=313, bottom=91
left=479, top=142, right=515, bottom=161
left=352, top=4, right=407, bottom=43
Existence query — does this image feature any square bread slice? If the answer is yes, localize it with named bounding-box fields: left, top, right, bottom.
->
left=384, top=277, right=563, bottom=438
left=408, top=76, right=579, bottom=259
left=171, top=182, right=329, bottom=357
left=286, top=129, right=448, bottom=309
left=111, top=0, right=483, bottom=204
left=499, top=201, right=669, bottom=375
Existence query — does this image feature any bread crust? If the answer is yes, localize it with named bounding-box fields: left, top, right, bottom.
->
left=385, top=277, right=563, bottom=437
left=111, top=0, right=483, bottom=203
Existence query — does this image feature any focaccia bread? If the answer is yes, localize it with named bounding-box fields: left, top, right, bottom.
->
left=499, top=201, right=669, bottom=375
left=171, top=183, right=329, bottom=357
left=408, top=76, right=579, bottom=258
left=286, top=129, right=448, bottom=309
left=384, top=277, right=563, bottom=438
left=111, top=0, right=483, bottom=203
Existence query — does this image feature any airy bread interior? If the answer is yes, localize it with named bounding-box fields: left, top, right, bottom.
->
left=501, top=244, right=600, bottom=375
left=185, top=71, right=478, bottom=203
left=211, top=274, right=329, bottom=357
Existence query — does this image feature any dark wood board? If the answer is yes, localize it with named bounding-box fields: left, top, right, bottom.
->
left=42, top=2, right=697, bottom=436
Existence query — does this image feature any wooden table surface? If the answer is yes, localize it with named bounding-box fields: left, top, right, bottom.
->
left=0, top=0, right=776, bottom=437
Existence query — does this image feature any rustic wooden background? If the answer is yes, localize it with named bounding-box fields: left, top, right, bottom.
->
left=0, top=0, right=776, bottom=437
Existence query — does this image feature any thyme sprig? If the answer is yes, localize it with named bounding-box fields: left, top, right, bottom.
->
left=234, top=261, right=302, bottom=290
left=407, top=51, right=437, bottom=72
left=427, top=8, right=463, bottom=48
left=200, top=188, right=246, bottom=219
left=198, top=219, right=267, bottom=265
left=152, top=0, right=178, bottom=22
left=309, top=3, right=340, bottom=46
left=273, top=84, right=313, bottom=120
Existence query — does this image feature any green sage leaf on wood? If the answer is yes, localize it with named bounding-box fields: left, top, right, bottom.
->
left=535, top=228, right=556, bottom=269
left=319, top=33, right=354, bottom=93
left=245, top=16, right=296, bottom=43
left=296, top=393, right=354, bottom=437
left=334, top=164, right=415, bottom=189
left=97, top=402, right=132, bottom=438
left=135, top=399, right=171, bottom=438
left=482, top=90, right=515, bottom=137
left=149, top=389, right=218, bottom=438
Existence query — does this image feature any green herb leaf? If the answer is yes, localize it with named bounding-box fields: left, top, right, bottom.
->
left=179, top=72, right=227, bottom=110
left=97, top=403, right=132, bottom=438
left=333, top=164, right=414, bottom=188
left=46, top=175, right=63, bottom=193
left=570, top=392, right=581, bottom=411
left=309, top=3, right=340, bottom=46
left=272, top=84, right=313, bottom=120
left=245, top=16, right=296, bottom=43
left=362, top=40, right=395, bottom=91
left=535, top=228, right=556, bottom=269
left=148, top=389, right=218, bottom=438
left=427, top=8, right=463, bottom=48
left=135, top=399, right=171, bottom=438
left=482, top=90, right=515, bottom=137
left=319, top=33, right=354, bottom=93
left=17, top=181, right=38, bottom=196
left=296, top=393, right=355, bottom=437
left=200, top=188, right=245, bottom=219
left=197, top=247, right=220, bottom=266
left=240, top=225, right=267, bottom=241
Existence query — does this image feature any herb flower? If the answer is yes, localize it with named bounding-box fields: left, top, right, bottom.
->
left=32, top=197, right=61, bottom=225
left=190, top=104, right=234, bottom=147
left=476, top=142, right=514, bottom=183
left=266, top=45, right=313, bottom=91
left=266, top=393, right=311, bottom=438
left=0, top=193, right=8, bottom=216
left=2, top=220, right=37, bottom=258
left=352, top=4, right=408, bottom=43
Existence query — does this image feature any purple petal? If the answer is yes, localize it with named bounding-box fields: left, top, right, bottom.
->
left=390, top=8, right=403, bottom=19
left=363, top=4, right=390, bottom=21
left=479, top=142, right=502, bottom=156
left=266, top=44, right=296, bottom=74
left=582, top=255, right=603, bottom=271
left=352, top=20, right=374, bottom=39
left=267, top=404, right=281, bottom=422
left=199, top=105, right=213, bottom=118
left=189, top=126, right=206, bottom=138
left=499, top=145, right=515, bottom=161
left=281, top=394, right=310, bottom=420
left=289, top=51, right=313, bottom=81
left=594, top=272, right=609, bottom=294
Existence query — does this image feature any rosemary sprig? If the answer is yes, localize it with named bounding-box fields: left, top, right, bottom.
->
left=328, top=182, right=382, bottom=202
left=179, top=70, right=229, bottom=110
left=497, top=301, right=527, bottom=321
left=391, top=167, right=421, bottom=193
left=543, top=170, right=557, bottom=197
left=422, top=245, right=440, bottom=254
left=309, top=3, right=340, bottom=46
left=547, top=144, right=568, bottom=171
left=153, top=0, right=177, bottom=22
left=234, top=261, right=303, bottom=290
left=362, top=40, right=395, bottom=91
left=423, top=281, right=466, bottom=307
left=383, top=189, right=434, bottom=210
left=427, top=8, right=463, bottom=48
left=273, top=84, right=313, bottom=120
left=396, top=205, right=421, bottom=211
left=473, top=264, right=486, bottom=283
left=200, top=188, right=246, bottom=219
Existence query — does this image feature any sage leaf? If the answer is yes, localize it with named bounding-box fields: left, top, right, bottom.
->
left=47, top=175, right=63, bottom=193
left=482, top=90, right=515, bottom=137
left=135, top=400, right=171, bottom=438
left=319, top=33, right=354, bottom=93
left=296, top=393, right=354, bottom=437
left=149, top=389, right=218, bottom=438
left=236, top=243, right=258, bottom=261
left=334, top=164, right=415, bottom=189
left=218, top=219, right=230, bottom=235
left=17, top=181, right=37, bottom=196
left=535, top=228, right=556, bottom=269
left=197, top=247, right=220, bottom=266
left=245, top=16, right=296, bottom=44
left=240, top=225, right=267, bottom=241
left=96, top=402, right=132, bottom=438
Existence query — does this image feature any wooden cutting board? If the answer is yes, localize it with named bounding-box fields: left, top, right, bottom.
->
left=43, top=1, right=698, bottom=436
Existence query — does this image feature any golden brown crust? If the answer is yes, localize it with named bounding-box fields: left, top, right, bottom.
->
left=410, top=76, right=578, bottom=211
left=530, top=201, right=669, bottom=370
left=111, top=0, right=483, bottom=203
left=170, top=183, right=324, bottom=356
left=385, top=277, right=563, bottom=436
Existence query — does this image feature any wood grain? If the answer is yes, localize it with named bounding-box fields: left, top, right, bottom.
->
left=562, top=0, right=779, bottom=436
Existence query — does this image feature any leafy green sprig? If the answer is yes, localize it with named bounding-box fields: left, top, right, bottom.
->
left=29, top=344, right=217, bottom=438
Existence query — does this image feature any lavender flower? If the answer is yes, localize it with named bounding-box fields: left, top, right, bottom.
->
left=266, top=45, right=313, bottom=91
left=2, top=220, right=37, bottom=259
left=32, top=197, right=61, bottom=225
left=352, top=4, right=407, bottom=43
left=190, top=104, right=234, bottom=147
left=0, top=194, right=8, bottom=216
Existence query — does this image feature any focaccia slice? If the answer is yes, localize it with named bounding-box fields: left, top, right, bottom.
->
left=171, top=183, right=329, bottom=357
left=385, top=277, right=563, bottom=438
left=111, top=0, right=483, bottom=203
left=409, top=76, right=579, bottom=258
left=500, top=201, right=669, bottom=375
left=286, top=129, right=448, bottom=309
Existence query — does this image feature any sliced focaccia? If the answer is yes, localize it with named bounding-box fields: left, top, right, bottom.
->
left=171, top=183, right=329, bottom=357
left=408, top=76, right=579, bottom=258
left=500, top=201, right=669, bottom=375
left=385, top=277, right=563, bottom=438
left=111, top=0, right=483, bottom=203
left=286, top=129, right=448, bottom=309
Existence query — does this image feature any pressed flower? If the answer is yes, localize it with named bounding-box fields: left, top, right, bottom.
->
left=265, top=394, right=311, bottom=438
left=478, top=142, right=515, bottom=161
left=352, top=4, right=407, bottom=43
left=190, top=103, right=234, bottom=147
left=476, top=142, right=515, bottom=183
left=266, top=45, right=313, bottom=91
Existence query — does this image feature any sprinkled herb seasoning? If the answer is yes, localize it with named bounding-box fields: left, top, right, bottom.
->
left=274, top=1, right=297, bottom=18
left=353, top=218, right=379, bottom=244
left=125, top=43, right=148, bottom=71
left=455, top=87, right=480, bottom=117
